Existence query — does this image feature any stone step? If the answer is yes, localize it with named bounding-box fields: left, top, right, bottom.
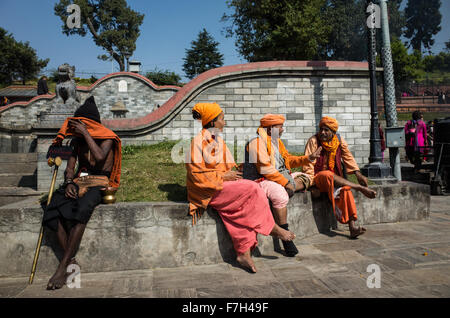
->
left=0, top=153, right=37, bottom=163
left=0, top=163, right=37, bottom=174
left=0, top=173, right=36, bottom=188
left=0, top=187, right=42, bottom=207
left=0, top=153, right=37, bottom=174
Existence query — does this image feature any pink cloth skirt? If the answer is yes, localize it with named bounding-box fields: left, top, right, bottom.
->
left=258, top=172, right=304, bottom=209
left=209, top=179, right=275, bottom=255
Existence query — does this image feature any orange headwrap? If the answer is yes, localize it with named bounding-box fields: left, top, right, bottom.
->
left=319, top=116, right=339, bottom=133
left=52, top=117, right=122, bottom=188
left=193, top=103, right=223, bottom=127
left=260, top=114, right=286, bottom=127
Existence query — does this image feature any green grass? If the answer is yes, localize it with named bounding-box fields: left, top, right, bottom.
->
left=116, top=141, right=187, bottom=202
left=115, top=143, right=375, bottom=203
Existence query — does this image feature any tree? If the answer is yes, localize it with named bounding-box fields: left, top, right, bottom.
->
left=404, top=0, right=442, bottom=53
left=322, top=0, right=366, bottom=61
left=222, top=0, right=330, bottom=62
left=0, top=27, right=49, bottom=85
left=389, top=37, right=423, bottom=85
left=182, top=29, right=224, bottom=80
left=385, top=0, right=406, bottom=39
left=145, top=68, right=182, bottom=86
left=54, top=0, right=144, bottom=71
left=445, top=39, right=450, bottom=53
left=322, top=0, right=405, bottom=61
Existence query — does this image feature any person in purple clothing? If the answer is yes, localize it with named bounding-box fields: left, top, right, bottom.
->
left=404, top=111, right=427, bottom=166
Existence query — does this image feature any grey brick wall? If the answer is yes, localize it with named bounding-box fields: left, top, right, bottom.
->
left=5, top=71, right=376, bottom=190
left=0, top=75, right=178, bottom=126
left=122, top=76, right=372, bottom=167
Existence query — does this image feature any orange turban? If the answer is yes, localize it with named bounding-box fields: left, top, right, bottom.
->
left=260, top=114, right=286, bottom=127
left=319, top=116, right=339, bottom=133
left=192, top=103, right=223, bottom=127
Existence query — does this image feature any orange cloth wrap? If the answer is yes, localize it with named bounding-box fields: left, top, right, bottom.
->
left=193, top=103, right=223, bottom=127
left=186, top=129, right=236, bottom=224
left=314, top=170, right=357, bottom=224
left=247, top=127, right=310, bottom=186
left=319, top=116, right=339, bottom=133
left=260, top=114, right=286, bottom=127
left=52, top=117, right=122, bottom=188
left=320, top=134, right=340, bottom=172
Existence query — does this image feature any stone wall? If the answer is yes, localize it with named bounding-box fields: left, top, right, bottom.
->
left=105, top=62, right=374, bottom=167
left=77, top=75, right=177, bottom=119
left=0, top=182, right=430, bottom=276
left=1, top=61, right=380, bottom=189
left=0, top=72, right=179, bottom=127
left=142, top=76, right=371, bottom=162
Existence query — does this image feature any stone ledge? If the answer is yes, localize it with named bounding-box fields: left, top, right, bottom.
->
left=0, top=182, right=429, bottom=277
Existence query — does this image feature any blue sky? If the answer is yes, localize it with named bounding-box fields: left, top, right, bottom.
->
left=1, top=0, right=449, bottom=82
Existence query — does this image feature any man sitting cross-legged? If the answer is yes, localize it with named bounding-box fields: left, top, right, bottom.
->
left=243, top=114, right=322, bottom=256
left=303, top=116, right=376, bottom=239
left=42, top=96, right=122, bottom=290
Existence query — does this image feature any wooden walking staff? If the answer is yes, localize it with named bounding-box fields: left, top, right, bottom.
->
left=29, top=156, right=62, bottom=285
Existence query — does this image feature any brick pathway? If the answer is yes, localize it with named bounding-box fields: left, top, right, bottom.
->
left=1, top=196, right=449, bottom=298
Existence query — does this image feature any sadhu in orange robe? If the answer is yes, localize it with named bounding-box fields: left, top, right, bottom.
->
left=186, top=128, right=275, bottom=255
left=303, top=123, right=360, bottom=224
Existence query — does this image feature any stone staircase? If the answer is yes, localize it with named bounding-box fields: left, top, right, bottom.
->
left=0, top=153, right=42, bottom=206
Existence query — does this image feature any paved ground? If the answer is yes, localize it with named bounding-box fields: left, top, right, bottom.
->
left=1, top=195, right=449, bottom=299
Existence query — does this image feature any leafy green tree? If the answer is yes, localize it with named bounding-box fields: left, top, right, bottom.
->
left=390, top=37, right=423, bottom=84
left=385, top=0, right=406, bottom=39
left=423, top=52, right=450, bottom=73
left=322, top=0, right=405, bottom=61
left=404, top=0, right=442, bottom=53
left=145, top=68, right=182, bottom=86
left=0, top=27, right=49, bottom=85
left=54, top=0, right=144, bottom=71
left=222, top=0, right=330, bottom=61
left=182, top=29, right=224, bottom=80
left=322, top=0, right=366, bottom=60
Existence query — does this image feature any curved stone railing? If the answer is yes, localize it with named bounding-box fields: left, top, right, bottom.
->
left=0, top=72, right=180, bottom=115
left=102, top=61, right=370, bottom=135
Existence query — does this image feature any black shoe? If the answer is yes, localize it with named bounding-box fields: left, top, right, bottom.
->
left=280, top=224, right=298, bottom=257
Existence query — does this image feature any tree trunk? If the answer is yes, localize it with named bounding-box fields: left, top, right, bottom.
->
left=113, top=54, right=125, bottom=72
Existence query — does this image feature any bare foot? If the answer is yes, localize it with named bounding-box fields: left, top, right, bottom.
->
left=350, top=226, right=366, bottom=239
left=358, top=186, right=376, bottom=199
left=46, top=265, right=67, bottom=290
left=270, top=224, right=296, bottom=241
left=236, top=250, right=257, bottom=273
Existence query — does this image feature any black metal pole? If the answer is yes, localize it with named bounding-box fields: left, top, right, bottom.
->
left=361, top=0, right=392, bottom=181
left=366, top=4, right=383, bottom=164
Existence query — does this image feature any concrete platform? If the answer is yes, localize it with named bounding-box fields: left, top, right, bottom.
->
left=0, top=182, right=429, bottom=278
left=0, top=193, right=448, bottom=298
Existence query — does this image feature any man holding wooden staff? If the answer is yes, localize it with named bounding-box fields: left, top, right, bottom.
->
left=42, top=96, right=122, bottom=290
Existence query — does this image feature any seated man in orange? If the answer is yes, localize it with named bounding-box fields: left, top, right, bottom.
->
left=243, top=114, right=321, bottom=256
left=186, top=103, right=296, bottom=273
left=303, top=116, right=376, bottom=239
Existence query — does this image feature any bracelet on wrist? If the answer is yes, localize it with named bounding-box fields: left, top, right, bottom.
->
left=64, top=179, right=75, bottom=187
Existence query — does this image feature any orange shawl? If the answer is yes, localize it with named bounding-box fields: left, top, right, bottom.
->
left=52, top=117, right=122, bottom=188
left=186, top=128, right=236, bottom=225
left=256, top=127, right=292, bottom=170
left=320, top=134, right=340, bottom=172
